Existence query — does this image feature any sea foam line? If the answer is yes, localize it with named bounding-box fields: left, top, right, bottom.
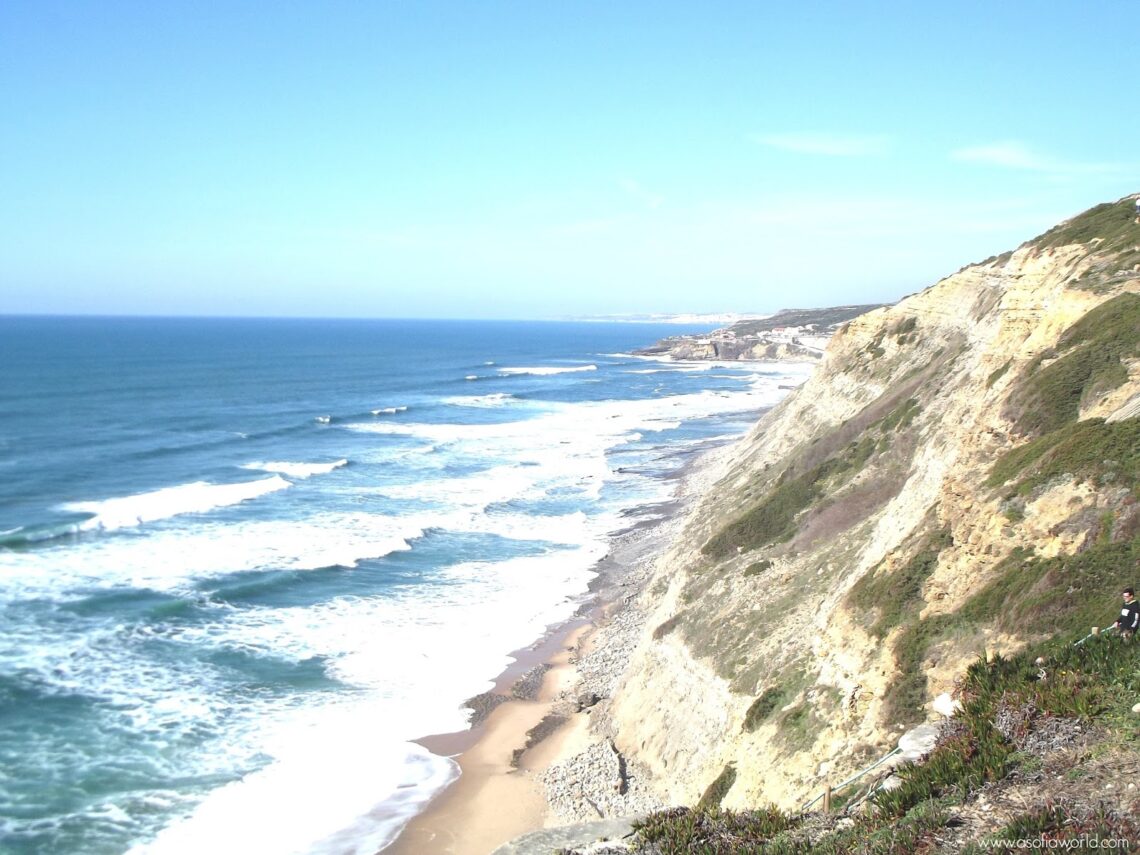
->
left=442, top=392, right=519, bottom=408
left=241, top=459, right=349, bottom=479
left=58, top=476, right=292, bottom=532
left=498, top=364, right=597, bottom=376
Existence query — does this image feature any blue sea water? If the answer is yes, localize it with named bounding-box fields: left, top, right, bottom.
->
left=0, top=316, right=811, bottom=854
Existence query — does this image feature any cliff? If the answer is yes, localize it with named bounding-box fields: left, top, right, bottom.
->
left=608, top=194, right=1140, bottom=816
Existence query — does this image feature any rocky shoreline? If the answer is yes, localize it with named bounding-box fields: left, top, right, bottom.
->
left=387, top=435, right=744, bottom=855
left=527, top=442, right=742, bottom=826
left=481, top=445, right=740, bottom=855
left=536, top=519, right=675, bottom=824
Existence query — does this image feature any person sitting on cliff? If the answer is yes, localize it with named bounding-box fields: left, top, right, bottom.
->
left=1114, top=587, right=1140, bottom=640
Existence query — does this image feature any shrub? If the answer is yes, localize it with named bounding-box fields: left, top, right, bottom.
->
left=848, top=528, right=952, bottom=638
left=881, top=613, right=953, bottom=725
left=632, top=805, right=797, bottom=854
left=1030, top=198, right=1140, bottom=252
left=696, top=763, right=738, bottom=810
left=742, top=686, right=786, bottom=732
left=703, top=437, right=879, bottom=558
left=956, top=535, right=1140, bottom=637
left=744, top=559, right=773, bottom=577
left=986, top=360, right=1011, bottom=388
left=986, top=417, right=1140, bottom=494
left=878, top=397, right=921, bottom=432
left=1004, top=293, right=1139, bottom=437
left=964, top=802, right=1140, bottom=854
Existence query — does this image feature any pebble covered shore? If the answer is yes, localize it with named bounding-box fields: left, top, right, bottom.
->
left=536, top=444, right=737, bottom=825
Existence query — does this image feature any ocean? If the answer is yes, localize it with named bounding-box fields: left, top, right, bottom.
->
left=0, top=316, right=811, bottom=854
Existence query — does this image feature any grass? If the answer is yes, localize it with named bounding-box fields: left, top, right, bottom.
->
left=876, top=636, right=1139, bottom=817
left=955, top=536, right=1140, bottom=638
left=696, top=763, right=738, bottom=810
left=763, top=800, right=950, bottom=854
left=726, top=305, right=885, bottom=337
left=882, top=613, right=954, bottom=724
left=774, top=702, right=819, bottom=754
left=1030, top=197, right=1140, bottom=253
left=986, top=417, right=1140, bottom=495
left=1004, top=293, right=1140, bottom=437
left=1000, top=499, right=1025, bottom=522
left=702, top=469, right=819, bottom=557
left=963, top=802, right=1140, bottom=854
left=878, top=398, right=920, bottom=432
left=977, top=249, right=1015, bottom=267
left=631, top=806, right=798, bottom=855
left=628, top=632, right=1140, bottom=854
left=847, top=528, right=951, bottom=639
left=702, top=435, right=880, bottom=558
left=742, top=685, right=787, bottom=732
left=986, top=360, right=1011, bottom=388
left=880, top=524, right=1140, bottom=728
left=653, top=613, right=683, bottom=641
left=744, top=559, right=773, bottom=577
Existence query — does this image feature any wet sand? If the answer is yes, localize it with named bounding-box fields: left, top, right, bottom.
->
left=385, top=622, right=591, bottom=855
left=382, top=438, right=740, bottom=855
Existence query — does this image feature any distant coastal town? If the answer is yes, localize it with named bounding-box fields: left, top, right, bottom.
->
left=632, top=304, right=886, bottom=361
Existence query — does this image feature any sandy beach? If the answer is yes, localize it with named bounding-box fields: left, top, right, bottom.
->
left=384, top=441, right=735, bottom=855
left=386, top=621, right=592, bottom=855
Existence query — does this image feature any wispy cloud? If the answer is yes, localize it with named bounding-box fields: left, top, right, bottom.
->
left=951, top=141, right=1119, bottom=175
left=752, top=132, right=890, bottom=157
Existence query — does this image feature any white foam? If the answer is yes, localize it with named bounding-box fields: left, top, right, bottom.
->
left=128, top=543, right=609, bottom=854
left=130, top=720, right=456, bottom=855
left=343, top=369, right=814, bottom=511
left=0, top=511, right=429, bottom=594
left=464, top=374, right=478, bottom=381
left=0, top=355, right=821, bottom=855
left=457, top=510, right=608, bottom=545
left=442, top=392, right=519, bottom=408
left=376, top=464, right=545, bottom=509
left=498, top=364, right=597, bottom=376
left=371, top=406, right=408, bottom=416
left=240, top=460, right=348, bottom=479
left=315, top=416, right=331, bottom=424
left=58, top=477, right=292, bottom=532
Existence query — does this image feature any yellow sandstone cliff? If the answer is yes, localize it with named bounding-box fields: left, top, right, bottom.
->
left=609, top=195, right=1140, bottom=811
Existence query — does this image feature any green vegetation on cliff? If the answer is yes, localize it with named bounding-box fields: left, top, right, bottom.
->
left=1030, top=197, right=1139, bottom=254
left=626, top=634, right=1140, bottom=854
left=880, top=527, right=1140, bottom=728
left=609, top=197, right=1140, bottom=855
left=987, top=417, right=1140, bottom=495
left=1004, top=292, right=1140, bottom=437
left=702, top=399, right=923, bottom=559
left=742, top=685, right=787, bottom=732
left=696, top=763, right=738, bottom=810
left=847, top=528, right=952, bottom=639
left=728, top=305, right=886, bottom=336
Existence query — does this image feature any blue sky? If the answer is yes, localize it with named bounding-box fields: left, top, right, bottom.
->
left=2, top=1, right=1137, bottom=319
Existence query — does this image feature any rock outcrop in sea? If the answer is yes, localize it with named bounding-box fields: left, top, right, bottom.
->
left=634, top=305, right=885, bottom=362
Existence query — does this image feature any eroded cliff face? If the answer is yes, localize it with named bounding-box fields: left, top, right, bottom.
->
left=609, top=196, right=1140, bottom=811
